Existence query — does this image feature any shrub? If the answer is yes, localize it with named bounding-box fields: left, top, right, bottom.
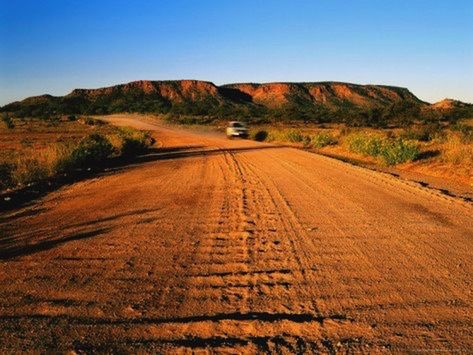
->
left=118, top=128, right=155, bottom=157
left=451, top=123, right=473, bottom=143
left=1, top=113, right=14, bottom=129
left=12, top=157, right=49, bottom=186
left=1, top=145, right=75, bottom=189
left=0, top=162, right=13, bottom=189
left=265, top=131, right=278, bottom=142
left=121, top=137, right=147, bottom=157
left=400, top=124, right=443, bottom=142
left=440, top=133, right=473, bottom=165
left=346, top=132, right=384, bottom=157
left=283, top=129, right=305, bottom=143
left=56, top=134, right=113, bottom=172
left=251, top=130, right=269, bottom=142
left=379, top=139, right=420, bottom=165
left=309, top=132, right=337, bottom=148
left=0, top=129, right=155, bottom=192
left=257, top=129, right=319, bottom=146
left=345, top=132, right=419, bottom=165
left=106, top=134, right=124, bottom=154
left=81, top=117, right=105, bottom=126
left=47, top=143, right=75, bottom=172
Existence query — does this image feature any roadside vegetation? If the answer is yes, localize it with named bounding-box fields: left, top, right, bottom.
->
left=2, top=111, right=472, bottom=192
left=344, top=132, right=420, bottom=165
left=248, top=120, right=473, bottom=179
left=0, top=117, right=155, bottom=191
left=1, top=112, right=14, bottom=129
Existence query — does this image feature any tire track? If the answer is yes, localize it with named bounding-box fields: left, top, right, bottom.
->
left=1, top=118, right=471, bottom=353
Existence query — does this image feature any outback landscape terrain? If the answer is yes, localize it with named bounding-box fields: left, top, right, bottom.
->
left=2, top=0, right=472, bottom=353
left=0, top=110, right=472, bottom=353
left=3, top=80, right=472, bottom=126
left=2, top=80, right=472, bottom=199
left=0, top=80, right=472, bottom=352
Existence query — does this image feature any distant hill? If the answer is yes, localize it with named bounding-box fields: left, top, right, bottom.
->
left=2, top=80, right=472, bottom=126
left=430, top=98, right=471, bottom=111
left=222, top=82, right=424, bottom=108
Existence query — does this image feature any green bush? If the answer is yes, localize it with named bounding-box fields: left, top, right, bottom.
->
left=251, top=130, right=269, bottom=142
left=57, top=134, right=113, bottom=171
left=283, top=129, right=305, bottom=143
left=121, top=137, right=148, bottom=156
left=346, top=132, right=384, bottom=156
left=0, top=129, right=155, bottom=192
left=256, top=129, right=314, bottom=146
left=309, top=132, right=337, bottom=148
left=380, top=139, right=420, bottom=165
left=346, top=132, right=419, bottom=165
left=118, top=128, right=155, bottom=157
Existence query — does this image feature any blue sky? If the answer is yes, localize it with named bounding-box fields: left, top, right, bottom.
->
left=1, top=0, right=472, bottom=105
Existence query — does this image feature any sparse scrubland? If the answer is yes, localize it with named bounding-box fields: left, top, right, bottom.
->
left=3, top=114, right=472, bottom=353
left=250, top=126, right=421, bottom=165
left=248, top=120, right=473, bottom=184
left=0, top=117, right=154, bottom=191
left=2, top=77, right=472, bottom=191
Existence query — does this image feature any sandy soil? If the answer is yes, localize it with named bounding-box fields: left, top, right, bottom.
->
left=0, top=114, right=472, bottom=353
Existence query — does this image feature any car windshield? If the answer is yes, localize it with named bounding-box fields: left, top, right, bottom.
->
left=230, top=122, right=244, bottom=128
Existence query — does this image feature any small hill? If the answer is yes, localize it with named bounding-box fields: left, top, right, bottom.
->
left=431, top=98, right=472, bottom=111
left=2, top=80, right=471, bottom=126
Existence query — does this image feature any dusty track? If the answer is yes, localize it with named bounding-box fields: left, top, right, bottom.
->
left=1, top=115, right=472, bottom=353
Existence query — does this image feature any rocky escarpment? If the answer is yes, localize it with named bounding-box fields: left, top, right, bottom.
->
left=2, top=80, right=471, bottom=124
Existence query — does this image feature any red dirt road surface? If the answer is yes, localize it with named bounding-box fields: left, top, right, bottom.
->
left=1, top=115, right=472, bottom=353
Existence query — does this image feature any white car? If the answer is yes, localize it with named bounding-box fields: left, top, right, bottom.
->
left=226, top=121, right=249, bottom=139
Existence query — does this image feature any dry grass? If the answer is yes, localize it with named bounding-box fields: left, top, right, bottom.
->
left=249, top=121, right=473, bottom=183
left=438, top=132, right=473, bottom=166
left=0, top=118, right=154, bottom=191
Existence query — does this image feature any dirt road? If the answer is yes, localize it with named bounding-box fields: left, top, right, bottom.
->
left=1, top=115, right=472, bottom=353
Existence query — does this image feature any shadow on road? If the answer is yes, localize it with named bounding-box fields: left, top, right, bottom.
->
left=0, top=207, right=163, bottom=260
left=0, top=144, right=285, bottom=258
left=0, top=311, right=331, bottom=324
left=0, top=227, right=112, bottom=260
left=0, top=144, right=283, bottom=212
left=130, top=144, right=284, bottom=165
